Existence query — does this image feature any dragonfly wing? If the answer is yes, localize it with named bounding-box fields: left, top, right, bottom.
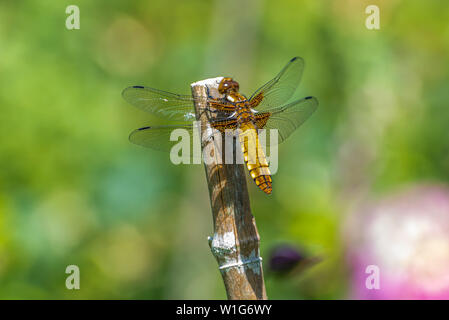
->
left=249, top=57, right=305, bottom=111
left=130, top=124, right=230, bottom=162
left=129, top=125, right=195, bottom=151
left=255, top=96, right=318, bottom=147
left=122, top=86, right=200, bottom=122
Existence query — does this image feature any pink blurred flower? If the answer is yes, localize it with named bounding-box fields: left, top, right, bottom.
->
left=345, top=184, right=449, bottom=299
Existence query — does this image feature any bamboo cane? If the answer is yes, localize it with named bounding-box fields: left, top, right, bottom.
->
left=191, top=77, right=267, bottom=300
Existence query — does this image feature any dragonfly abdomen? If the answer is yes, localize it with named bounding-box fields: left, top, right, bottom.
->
left=238, top=121, right=272, bottom=194
left=248, top=161, right=272, bottom=194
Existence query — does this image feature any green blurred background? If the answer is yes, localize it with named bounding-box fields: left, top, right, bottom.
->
left=0, top=0, right=448, bottom=299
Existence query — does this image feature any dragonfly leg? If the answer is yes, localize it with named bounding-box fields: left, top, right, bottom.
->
left=206, top=85, right=212, bottom=99
left=196, top=106, right=223, bottom=124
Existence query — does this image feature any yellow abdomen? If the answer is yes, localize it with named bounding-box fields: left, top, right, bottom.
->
left=238, top=122, right=272, bottom=194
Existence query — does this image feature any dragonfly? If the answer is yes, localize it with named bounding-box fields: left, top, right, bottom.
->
left=122, top=57, right=318, bottom=194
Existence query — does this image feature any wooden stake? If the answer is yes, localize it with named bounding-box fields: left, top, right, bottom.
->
left=191, top=77, right=267, bottom=300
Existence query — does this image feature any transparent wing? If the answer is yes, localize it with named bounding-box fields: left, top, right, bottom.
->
left=255, top=96, right=318, bottom=147
left=122, top=86, right=200, bottom=122
left=129, top=125, right=196, bottom=152
left=249, top=57, right=305, bottom=111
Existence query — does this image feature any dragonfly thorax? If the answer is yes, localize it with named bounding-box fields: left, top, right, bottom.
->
left=225, top=92, right=247, bottom=104
left=219, top=77, right=247, bottom=104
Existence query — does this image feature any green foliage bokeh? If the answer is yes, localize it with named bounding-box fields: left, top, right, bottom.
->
left=0, top=0, right=448, bottom=299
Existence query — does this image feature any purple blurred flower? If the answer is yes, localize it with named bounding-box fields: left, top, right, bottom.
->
left=268, top=244, right=304, bottom=273
left=345, top=184, right=449, bottom=299
left=268, top=244, right=321, bottom=278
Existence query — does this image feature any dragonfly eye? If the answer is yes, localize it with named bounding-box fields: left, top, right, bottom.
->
left=219, top=77, right=239, bottom=94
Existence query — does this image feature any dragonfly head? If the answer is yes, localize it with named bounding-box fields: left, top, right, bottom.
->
left=218, top=77, right=240, bottom=94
